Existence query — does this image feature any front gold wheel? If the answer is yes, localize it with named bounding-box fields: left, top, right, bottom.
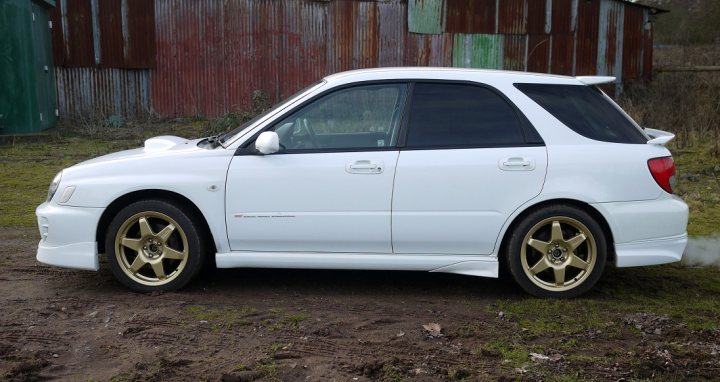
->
left=115, top=211, right=189, bottom=286
left=106, top=199, right=206, bottom=292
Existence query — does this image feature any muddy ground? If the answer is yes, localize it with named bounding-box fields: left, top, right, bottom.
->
left=1, top=228, right=718, bottom=382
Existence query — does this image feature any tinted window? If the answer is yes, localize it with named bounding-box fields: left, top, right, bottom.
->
left=270, top=84, right=407, bottom=151
left=405, top=83, right=525, bottom=148
left=515, top=83, right=647, bottom=144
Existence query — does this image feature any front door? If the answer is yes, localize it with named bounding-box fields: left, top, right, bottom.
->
left=226, top=83, right=408, bottom=253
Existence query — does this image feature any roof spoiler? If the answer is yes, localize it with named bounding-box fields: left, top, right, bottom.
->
left=644, top=128, right=675, bottom=146
left=576, top=76, right=616, bottom=85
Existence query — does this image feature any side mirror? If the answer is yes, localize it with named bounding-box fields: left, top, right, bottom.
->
left=255, top=131, right=280, bottom=155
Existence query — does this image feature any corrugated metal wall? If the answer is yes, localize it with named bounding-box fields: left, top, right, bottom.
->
left=51, top=0, right=660, bottom=118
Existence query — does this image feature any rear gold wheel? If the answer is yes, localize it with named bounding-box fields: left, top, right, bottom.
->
left=520, top=217, right=597, bottom=292
left=507, top=205, right=607, bottom=298
left=106, top=200, right=206, bottom=292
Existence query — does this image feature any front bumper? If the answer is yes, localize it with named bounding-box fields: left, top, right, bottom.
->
left=36, top=202, right=103, bottom=271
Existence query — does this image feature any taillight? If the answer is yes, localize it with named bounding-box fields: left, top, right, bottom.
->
left=647, top=157, right=675, bottom=194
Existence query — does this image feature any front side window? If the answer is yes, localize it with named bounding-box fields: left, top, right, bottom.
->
left=270, top=83, right=408, bottom=152
left=405, top=83, right=526, bottom=148
left=514, top=83, right=647, bottom=144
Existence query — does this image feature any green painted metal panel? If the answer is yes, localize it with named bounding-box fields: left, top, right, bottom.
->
left=32, top=1, right=57, bottom=130
left=452, top=33, right=504, bottom=69
left=408, top=0, right=446, bottom=34
left=0, top=0, right=57, bottom=134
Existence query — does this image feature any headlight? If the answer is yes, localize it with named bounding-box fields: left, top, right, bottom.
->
left=47, top=171, right=63, bottom=202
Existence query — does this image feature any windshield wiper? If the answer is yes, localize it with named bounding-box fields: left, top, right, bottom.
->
left=206, top=133, right=225, bottom=146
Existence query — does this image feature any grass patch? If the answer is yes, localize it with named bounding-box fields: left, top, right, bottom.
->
left=254, top=362, right=281, bottom=382
left=185, top=305, right=256, bottom=331
left=494, top=299, right=620, bottom=338
left=671, top=143, right=720, bottom=236
left=265, top=307, right=306, bottom=332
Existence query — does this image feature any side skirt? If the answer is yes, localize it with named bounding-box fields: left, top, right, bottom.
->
left=215, top=252, right=499, bottom=278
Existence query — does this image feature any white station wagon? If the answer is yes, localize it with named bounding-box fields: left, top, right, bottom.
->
left=37, top=68, right=688, bottom=298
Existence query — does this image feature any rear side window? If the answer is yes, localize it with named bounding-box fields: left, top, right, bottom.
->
left=515, top=83, right=647, bottom=144
left=406, top=83, right=526, bottom=148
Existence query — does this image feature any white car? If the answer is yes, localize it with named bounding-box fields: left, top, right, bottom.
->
left=36, top=68, right=688, bottom=298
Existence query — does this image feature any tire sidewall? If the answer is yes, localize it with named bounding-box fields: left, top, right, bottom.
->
left=506, top=205, right=607, bottom=298
left=105, top=199, right=205, bottom=292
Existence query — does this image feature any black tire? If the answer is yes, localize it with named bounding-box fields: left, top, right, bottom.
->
left=506, top=204, right=607, bottom=298
left=105, top=199, right=206, bottom=292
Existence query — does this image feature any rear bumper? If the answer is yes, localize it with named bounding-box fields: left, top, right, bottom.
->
left=35, top=202, right=102, bottom=271
left=592, top=194, right=689, bottom=267
left=614, top=233, right=687, bottom=267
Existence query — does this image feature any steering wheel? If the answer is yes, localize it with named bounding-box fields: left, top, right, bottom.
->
left=300, top=118, right=318, bottom=148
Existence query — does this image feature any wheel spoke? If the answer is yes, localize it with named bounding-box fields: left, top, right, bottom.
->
left=163, top=247, right=186, bottom=260
left=567, top=254, right=589, bottom=270
left=550, top=221, right=564, bottom=242
left=150, top=261, right=166, bottom=279
left=529, top=258, right=551, bottom=275
left=566, top=233, right=587, bottom=252
left=121, top=237, right=142, bottom=252
left=527, top=238, right=550, bottom=254
left=156, top=223, right=175, bottom=243
left=553, top=266, right=566, bottom=287
left=138, top=217, right=154, bottom=237
left=129, top=256, right=146, bottom=274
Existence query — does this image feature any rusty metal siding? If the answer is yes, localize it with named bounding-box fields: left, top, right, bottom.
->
left=503, top=34, right=526, bottom=71
left=621, top=5, right=643, bottom=80
left=55, top=67, right=149, bottom=117
left=98, top=0, right=123, bottom=68
left=378, top=0, right=405, bottom=66
left=526, top=0, right=547, bottom=34
left=550, top=34, right=574, bottom=75
left=498, top=0, right=526, bottom=34
left=575, top=0, right=599, bottom=75
left=125, top=0, right=156, bottom=68
left=597, top=0, right=624, bottom=85
left=50, top=0, right=661, bottom=118
left=63, top=0, right=94, bottom=67
left=527, top=34, right=550, bottom=73
left=550, top=0, right=574, bottom=34
left=152, top=0, right=337, bottom=117
left=408, top=0, right=445, bottom=34
left=642, top=9, right=653, bottom=81
left=50, top=4, right=66, bottom=66
left=446, top=0, right=496, bottom=34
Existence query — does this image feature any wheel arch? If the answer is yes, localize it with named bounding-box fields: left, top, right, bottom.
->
left=96, top=189, right=217, bottom=256
left=498, top=198, right=616, bottom=268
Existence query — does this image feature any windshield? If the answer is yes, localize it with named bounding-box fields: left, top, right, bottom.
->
left=219, top=80, right=326, bottom=145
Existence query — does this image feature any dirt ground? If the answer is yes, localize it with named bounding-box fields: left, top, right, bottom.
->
left=1, top=228, right=719, bottom=382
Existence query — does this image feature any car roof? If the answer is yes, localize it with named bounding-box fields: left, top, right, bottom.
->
left=323, top=67, right=611, bottom=86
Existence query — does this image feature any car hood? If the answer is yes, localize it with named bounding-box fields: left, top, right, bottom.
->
left=69, top=136, right=206, bottom=169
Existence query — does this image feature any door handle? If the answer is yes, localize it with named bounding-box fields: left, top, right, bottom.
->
left=499, top=157, right=535, bottom=171
left=346, top=160, right=384, bottom=174
left=502, top=160, right=531, bottom=167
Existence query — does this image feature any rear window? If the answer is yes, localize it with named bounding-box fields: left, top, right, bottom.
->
left=514, top=83, right=647, bottom=144
left=406, top=83, right=526, bottom=148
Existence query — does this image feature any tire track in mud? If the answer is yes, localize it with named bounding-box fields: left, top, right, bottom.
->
left=0, top=327, right=70, bottom=348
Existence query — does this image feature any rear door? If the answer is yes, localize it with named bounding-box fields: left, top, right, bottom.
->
left=392, top=82, right=548, bottom=255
